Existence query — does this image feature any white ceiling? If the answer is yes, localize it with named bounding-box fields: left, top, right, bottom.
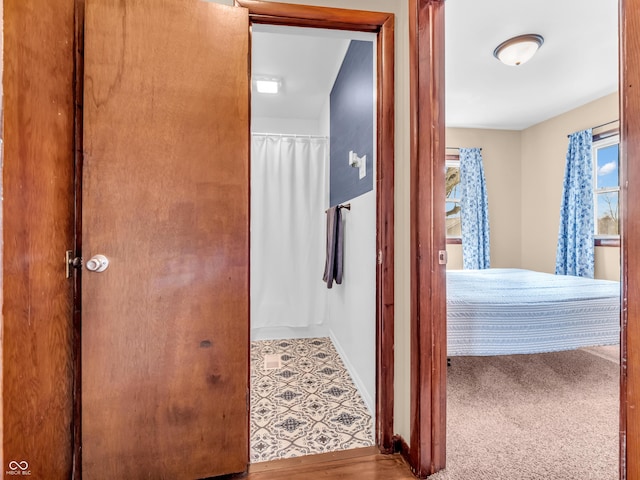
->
left=252, top=0, right=618, bottom=131
left=446, top=0, right=618, bottom=129
left=252, top=26, right=374, bottom=121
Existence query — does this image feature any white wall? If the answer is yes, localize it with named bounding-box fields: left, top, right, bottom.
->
left=325, top=191, right=377, bottom=414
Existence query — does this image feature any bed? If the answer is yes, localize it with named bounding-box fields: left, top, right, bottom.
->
left=447, top=268, right=620, bottom=356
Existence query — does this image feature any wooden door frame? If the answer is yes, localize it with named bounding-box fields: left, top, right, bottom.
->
left=407, top=0, right=446, bottom=477
left=234, top=0, right=396, bottom=454
left=408, top=0, right=639, bottom=478
left=620, top=0, right=640, bottom=477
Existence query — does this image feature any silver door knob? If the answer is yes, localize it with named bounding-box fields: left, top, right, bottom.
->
left=86, top=254, right=109, bottom=272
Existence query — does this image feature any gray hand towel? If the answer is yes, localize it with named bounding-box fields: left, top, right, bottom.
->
left=323, top=206, right=344, bottom=288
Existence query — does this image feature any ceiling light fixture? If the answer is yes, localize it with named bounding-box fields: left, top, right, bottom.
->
left=493, top=34, right=544, bottom=66
left=255, top=77, right=281, bottom=94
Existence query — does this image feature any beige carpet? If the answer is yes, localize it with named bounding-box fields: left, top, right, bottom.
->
left=431, top=348, right=619, bottom=479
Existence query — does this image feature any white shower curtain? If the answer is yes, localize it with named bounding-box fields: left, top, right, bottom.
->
left=251, top=134, right=328, bottom=330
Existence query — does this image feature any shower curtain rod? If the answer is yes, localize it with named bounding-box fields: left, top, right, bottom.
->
left=252, top=132, right=329, bottom=139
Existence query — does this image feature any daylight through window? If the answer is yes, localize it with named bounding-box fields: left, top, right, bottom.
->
left=446, top=157, right=461, bottom=238
left=593, top=134, right=620, bottom=238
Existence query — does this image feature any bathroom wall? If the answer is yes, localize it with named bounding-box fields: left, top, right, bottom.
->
left=323, top=39, right=377, bottom=415
left=324, top=190, right=376, bottom=414
left=250, top=31, right=377, bottom=415
left=238, top=0, right=411, bottom=440
left=329, top=40, right=375, bottom=206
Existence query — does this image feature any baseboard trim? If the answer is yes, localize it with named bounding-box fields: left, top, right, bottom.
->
left=392, top=434, right=410, bottom=463
left=392, top=435, right=428, bottom=478
left=328, top=329, right=375, bottom=416
left=250, top=325, right=329, bottom=341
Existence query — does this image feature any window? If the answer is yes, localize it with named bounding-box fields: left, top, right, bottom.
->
left=593, top=134, right=620, bottom=239
left=446, top=157, right=462, bottom=238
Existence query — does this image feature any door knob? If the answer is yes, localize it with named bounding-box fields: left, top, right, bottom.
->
left=86, top=254, right=109, bottom=272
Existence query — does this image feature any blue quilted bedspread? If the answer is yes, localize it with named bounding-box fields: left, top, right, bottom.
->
left=447, top=268, right=620, bottom=356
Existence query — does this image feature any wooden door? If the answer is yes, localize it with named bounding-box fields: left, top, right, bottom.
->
left=81, top=1, right=249, bottom=478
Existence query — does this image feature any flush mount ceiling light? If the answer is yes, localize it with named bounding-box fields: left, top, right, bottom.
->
left=493, top=34, right=544, bottom=66
left=255, top=77, right=281, bottom=94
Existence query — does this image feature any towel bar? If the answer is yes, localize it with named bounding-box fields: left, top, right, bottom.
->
left=325, top=203, right=351, bottom=213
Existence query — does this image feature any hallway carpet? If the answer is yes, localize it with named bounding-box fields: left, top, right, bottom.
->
left=431, top=348, right=619, bottom=479
left=250, top=337, right=374, bottom=463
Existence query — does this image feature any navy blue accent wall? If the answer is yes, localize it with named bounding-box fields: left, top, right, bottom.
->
left=329, top=40, right=374, bottom=206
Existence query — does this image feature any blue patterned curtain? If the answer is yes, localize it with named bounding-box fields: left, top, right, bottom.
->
left=460, top=148, right=490, bottom=269
left=555, top=129, right=594, bottom=278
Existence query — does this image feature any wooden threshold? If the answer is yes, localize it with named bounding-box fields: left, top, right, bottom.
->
left=249, top=447, right=379, bottom=473
left=244, top=447, right=415, bottom=479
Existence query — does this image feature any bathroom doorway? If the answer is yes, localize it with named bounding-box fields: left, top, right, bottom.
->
left=249, top=24, right=380, bottom=463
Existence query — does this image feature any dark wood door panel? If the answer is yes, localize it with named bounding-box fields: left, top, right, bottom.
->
left=2, top=1, right=76, bottom=478
left=82, top=1, right=249, bottom=478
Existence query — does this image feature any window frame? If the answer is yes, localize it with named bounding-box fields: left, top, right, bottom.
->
left=592, top=133, right=620, bottom=247
left=445, top=154, right=462, bottom=244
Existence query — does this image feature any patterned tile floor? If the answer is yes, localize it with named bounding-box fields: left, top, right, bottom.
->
left=250, top=337, right=374, bottom=463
